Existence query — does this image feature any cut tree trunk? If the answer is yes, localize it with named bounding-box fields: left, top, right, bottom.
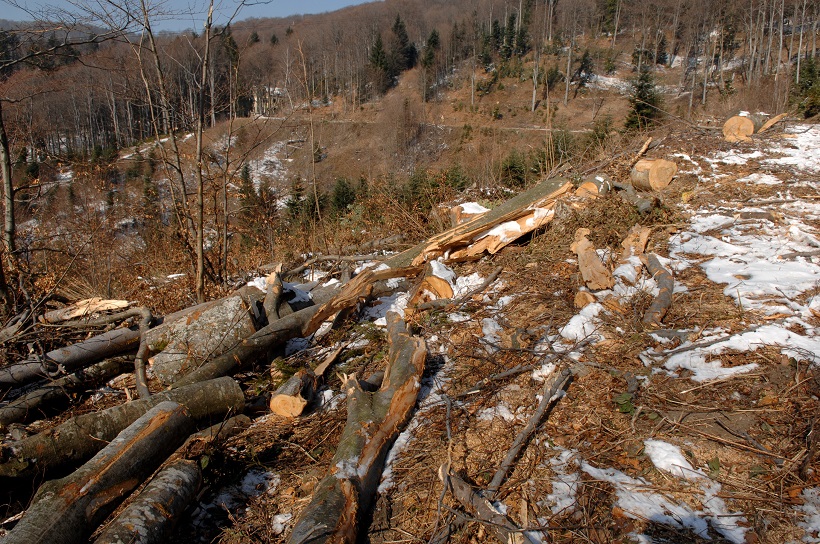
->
left=93, top=458, right=201, bottom=544
left=269, top=369, right=318, bottom=417
left=757, top=112, right=788, bottom=133
left=0, top=326, right=140, bottom=389
left=2, top=401, right=195, bottom=544
left=642, top=253, right=674, bottom=327
left=0, top=356, right=133, bottom=428
left=0, top=376, right=244, bottom=478
left=168, top=286, right=341, bottom=388
left=145, top=286, right=264, bottom=385
left=630, top=159, right=678, bottom=191
left=40, top=298, right=130, bottom=324
left=723, top=115, right=765, bottom=142
left=287, top=312, right=426, bottom=543
left=571, top=228, right=615, bottom=290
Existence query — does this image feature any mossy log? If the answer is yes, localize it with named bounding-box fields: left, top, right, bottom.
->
left=2, top=401, right=194, bottom=544
left=287, top=313, right=426, bottom=543
left=0, top=377, right=244, bottom=479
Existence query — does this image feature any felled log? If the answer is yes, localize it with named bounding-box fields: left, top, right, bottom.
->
left=0, top=376, right=244, bottom=478
left=301, top=265, right=423, bottom=337
left=40, top=298, right=130, bottom=324
left=287, top=313, right=426, bottom=543
left=449, top=202, right=490, bottom=227
left=0, top=326, right=141, bottom=389
left=575, top=174, right=613, bottom=199
left=0, top=356, right=133, bottom=427
left=3, top=401, right=194, bottom=544
left=723, top=115, right=764, bottom=142
left=630, top=159, right=677, bottom=191
left=437, top=467, right=539, bottom=544
left=93, top=459, right=201, bottom=544
left=405, top=263, right=455, bottom=318
left=571, top=228, right=614, bottom=290
left=146, top=286, right=264, bottom=385
left=642, top=253, right=674, bottom=327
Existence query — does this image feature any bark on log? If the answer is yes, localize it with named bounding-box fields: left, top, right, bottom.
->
left=571, top=228, right=614, bottom=290
left=630, top=159, right=678, bottom=191
left=169, top=286, right=340, bottom=388
left=93, top=459, right=201, bottom=544
left=0, top=377, right=244, bottom=478
left=146, top=287, right=263, bottom=385
left=437, top=467, right=539, bottom=544
left=723, top=115, right=764, bottom=142
left=0, top=327, right=141, bottom=389
left=0, top=356, right=133, bottom=428
left=2, top=401, right=194, bottom=544
left=263, top=266, right=284, bottom=321
left=642, top=254, right=674, bottom=327
left=287, top=313, right=426, bottom=543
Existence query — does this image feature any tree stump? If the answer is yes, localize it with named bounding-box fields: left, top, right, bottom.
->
left=630, top=159, right=677, bottom=191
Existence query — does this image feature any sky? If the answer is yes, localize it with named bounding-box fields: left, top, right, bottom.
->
left=1, top=0, right=379, bottom=31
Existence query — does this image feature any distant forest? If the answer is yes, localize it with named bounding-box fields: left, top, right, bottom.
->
left=1, top=0, right=818, bottom=159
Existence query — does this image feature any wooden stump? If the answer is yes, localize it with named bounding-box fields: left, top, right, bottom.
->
left=723, top=115, right=765, bottom=142
left=630, top=159, right=678, bottom=191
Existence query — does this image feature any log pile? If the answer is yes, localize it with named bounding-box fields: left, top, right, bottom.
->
left=0, top=163, right=692, bottom=542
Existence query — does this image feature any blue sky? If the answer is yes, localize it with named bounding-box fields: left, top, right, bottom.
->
left=1, top=0, right=378, bottom=31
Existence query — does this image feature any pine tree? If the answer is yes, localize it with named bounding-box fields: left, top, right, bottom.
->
left=625, top=66, right=661, bottom=130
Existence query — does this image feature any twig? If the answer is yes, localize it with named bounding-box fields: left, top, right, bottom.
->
left=486, top=368, right=572, bottom=497
left=282, top=253, right=382, bottom=278
left=715, top=420, right=783, bottom=468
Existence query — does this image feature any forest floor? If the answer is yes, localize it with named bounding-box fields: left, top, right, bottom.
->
left=152, top=122, right=820, bottom=543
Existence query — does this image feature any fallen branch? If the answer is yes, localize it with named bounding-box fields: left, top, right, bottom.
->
left=0, top=356, right=133, bottom=427
left=641, top=254, right=674, bottom=327
left=269, top=345, right=345, bottom=418
left=437, top=467, right=539, bottom=544
left=0, top=326, right=140, bottom=389
left=40, top=298, right=130, bottom=324
left=287, top=313, right=426, bottom=543
left=301, top=265, right=423, bottom=337
left=283, top=253, right=382, bottom=278
left=93, top=458, right=201, bottom=544
left=0, top=376, right=244, bottom=479
left=487, top=368, right=572, bottom=496
left=3, top=401, right=195, bottom=544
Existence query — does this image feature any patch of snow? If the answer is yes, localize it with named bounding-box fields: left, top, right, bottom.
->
left=481, top=317, right=503, bottom=350
left=271, top=513, right=293, bottom=536
left=798, top=487, right=820, bottom=542
left=367, top=293, right=410, bottom=326
left=559, top=302, right=603, bottom=342
left=459, top=202, right=490, bottom=214
left=478, top=403, right=519, bottom=422
left=736, top=172, right=782, bottom=185
left=448, top=312, right=471, bottom=323
left=763, top=125, right=820, bottom=173
left=644, top=440, right=702, bottom=480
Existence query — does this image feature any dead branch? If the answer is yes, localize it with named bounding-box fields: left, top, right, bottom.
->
left=3, top=401, right=195, bottom=544
left=486, top=368, right=572, bottom=496
left=283, top=253, right=382, bottom=278
left=287, top=312, right=426, bottom=543
left=0, top=326, right=141, bottom=389
left=0, top=377, right=244, bottom=479
left=0, top=356, right=133, bottom=427
left=641, top=254, right=674, bottom=327
left=437, top=466, right=539, bottom=544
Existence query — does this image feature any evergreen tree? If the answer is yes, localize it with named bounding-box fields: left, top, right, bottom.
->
left=389, top=15, right=417, bottom=74
left=270, top=33, right=278, bottom=45
left=625, top=66, right=661, bottom=130
left=491, top=19, right=503, bottom=52
left=501, top=13, right=516, bottom=59
left=331, top=178, right=356, bottom=215
left=249, top=31, right=260, bottom=44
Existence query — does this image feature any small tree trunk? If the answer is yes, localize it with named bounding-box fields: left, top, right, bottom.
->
left=2, top=401, right=195, bottom=544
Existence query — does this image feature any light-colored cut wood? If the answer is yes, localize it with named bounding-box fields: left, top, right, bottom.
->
left=630, top=159, right=678, bottom=191
left=41, top=298, right=130, bottom=323
left=571, top=228, right=614, bottom=290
